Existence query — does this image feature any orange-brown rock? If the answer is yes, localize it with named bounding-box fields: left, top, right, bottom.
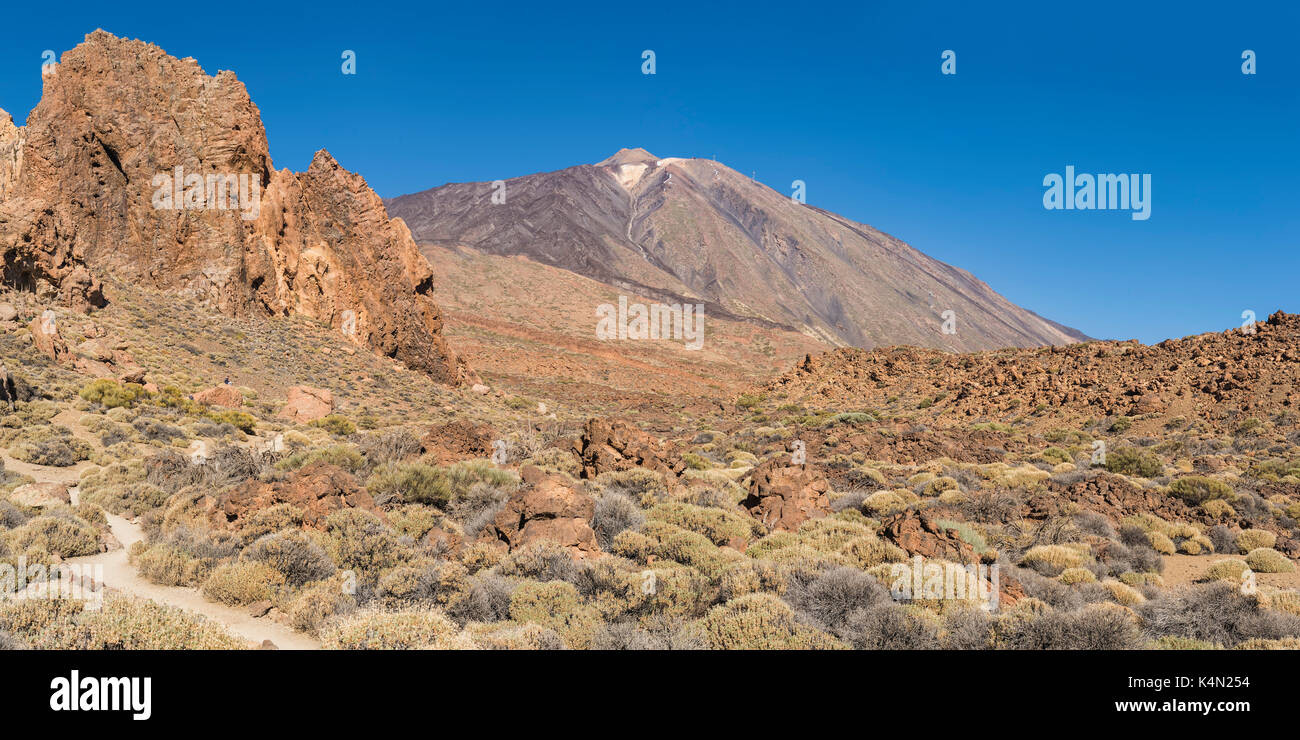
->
left=577, top=417, right=682, bottom=479
left=741, top=454, right=830, bottom=532
left=209, top=462, right=376, bottom=529
left=420, top=419, right=495, bottom=465
left=480, top=465, right=598, bottom=558
left=29, top=314, right=70, bottom=363
left=194, top=385, right=243, bottom=408
left=0, top=30, right=467, bottom=383
left=10, top=482, right=71, bottom=508
left=762, top=310, right=1300, bottom=430
left=880, top=510, right=977, bottom=564
left=278, top=386, right=334, bottom=424
left=71, top=336, right=146, bottom=383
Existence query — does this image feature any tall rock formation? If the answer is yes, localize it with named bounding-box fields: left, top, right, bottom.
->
left=0, top=30, right=467, bottom=383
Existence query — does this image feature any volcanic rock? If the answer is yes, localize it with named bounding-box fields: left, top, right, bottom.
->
left=208, top=462, right=376, bottom=529
left=194, top=385, right=243, bottom=408
left=29, top=314, right=70, bottom=363
left=278, top=386, right=334, bottom=424
left=0, top=31, right=467, bottom=382
left=880, top=510, right=978, bottom=564
left=10, top=482, right=71, bottom=508
left=741, top=454, right=830, bottom=532
left=420, top=419, right=495, bottom=465
left=480, top=465, right=598, bottom=558
left=577, top=417, right=683, bottom=479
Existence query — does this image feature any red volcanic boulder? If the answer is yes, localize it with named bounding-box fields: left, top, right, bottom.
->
left=420, top=419, right=496, bottom=465
left=577, top=417, right=682, bottom=479
left=194, top=385, right=244, bottom=408
left=480, top=465, right=598, bottom=558
left=211, top=462, right=376, bottom=529
left=742, top=454, right=830, bottom=532
left=29, top=314, right=71, bottom=364
left=278, top=386, right=334, bottom=424
left=10, top=482, right=72, bottom=508
left=880, top=510, right=977, bottom=565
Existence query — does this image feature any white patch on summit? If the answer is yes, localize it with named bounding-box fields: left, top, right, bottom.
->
left=616, top=163, right=649, bottom=190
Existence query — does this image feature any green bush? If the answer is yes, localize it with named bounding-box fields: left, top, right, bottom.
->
left=1245, top=548, right=1294, bottom=574
left=692, top=593, right=845, bottom=650
left=1168, top=476, right=1235, bottom=505
left=312, top=415, right=356, bottom=437
left=201, top=561, right=286, bottom=606
left=367, top=463, right=451, bottom=507
left=320, top=609, right=459, bottom=649
left=79, top=379, right=148, bottom=409
left=206, top=410, right=256, bottom=433
left=1236, top=529, right=1276, bottom=553
left=1104, top=447, right=1163, bottom=478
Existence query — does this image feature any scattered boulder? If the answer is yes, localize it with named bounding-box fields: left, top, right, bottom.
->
left=278, top=386, right=334, bottom=424
left=248, top=600, right=273, bottom=618
left=194, top=385, right=244, bottom=408
left=880, top=510, right=977, bottom=564
left=208, top=462, right=376, bottom=529
left=9, top=482, right=72, bottom=508
left=480, top=465, right=598, bottom=558
left=0, top=303, right=16, bottom=322
left=741, top=454, right=830, bottom=532
left=420, top=419, right=495, bottom=465
left=577, top=417, right=683, bottom=479
left=29, top=314, right=71, bottom=364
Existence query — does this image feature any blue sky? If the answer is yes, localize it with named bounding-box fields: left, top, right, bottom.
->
left=1, top=1, right=1295, bottom=344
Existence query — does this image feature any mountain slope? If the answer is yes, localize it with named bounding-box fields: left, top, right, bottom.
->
left=388, top=148, right=1088, bottom=352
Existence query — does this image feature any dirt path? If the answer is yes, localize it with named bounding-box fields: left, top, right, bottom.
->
left=62, top=486, right=320, bottom=650
left=1162, top=553, right=1300, bottom=590
left=5, top=447, right=320, bottom=649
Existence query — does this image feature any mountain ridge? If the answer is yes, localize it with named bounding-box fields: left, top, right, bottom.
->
left=387, top=148, right=1089, bottom=352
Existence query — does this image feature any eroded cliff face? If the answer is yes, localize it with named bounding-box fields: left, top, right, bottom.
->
left=0, top=30, right=467, bottom=383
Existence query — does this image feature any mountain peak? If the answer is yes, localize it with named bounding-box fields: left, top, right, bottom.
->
left=597, top=147, right=659, bottom=167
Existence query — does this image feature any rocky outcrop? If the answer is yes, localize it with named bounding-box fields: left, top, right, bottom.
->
left=880, top=510, right=978, bottom=564
left=278, top=386, right=334, bottom=424
left=763, top=311, right=1300, bottom=426
left=576, top=418, right=682, bottom=479
left=194, top=385, right=243, bottom=408
left=209, top=462, right=376, bottom=529
left=29, top=314, right=70, bottom=363
left=741, top=454, right=830, bottom=532
left=71, top=336, right=146, bottom=383
left=420, top=419, right=495, bottom=465
left=480, top=465, right=598, bottom=558
left=10, top=482, right=71, bottom=508
left=0, top=31, right=467, bottom=382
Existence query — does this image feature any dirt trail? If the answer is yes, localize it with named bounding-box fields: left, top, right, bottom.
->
left=4, top=450, right=319, bottom=649
left=63, top=486, right=320, bottom=650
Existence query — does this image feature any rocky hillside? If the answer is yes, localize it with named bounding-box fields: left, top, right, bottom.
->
left=388, top=148, right=1087, bottom=352
left=762, top=310, right=1300, bottom=430
left=0, top=30, right=467, bottom=383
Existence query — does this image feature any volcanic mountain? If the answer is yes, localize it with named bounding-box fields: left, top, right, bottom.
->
left=0, top=30, right=467, bottom=383
left=388, top=148, right=1088, bottom=352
